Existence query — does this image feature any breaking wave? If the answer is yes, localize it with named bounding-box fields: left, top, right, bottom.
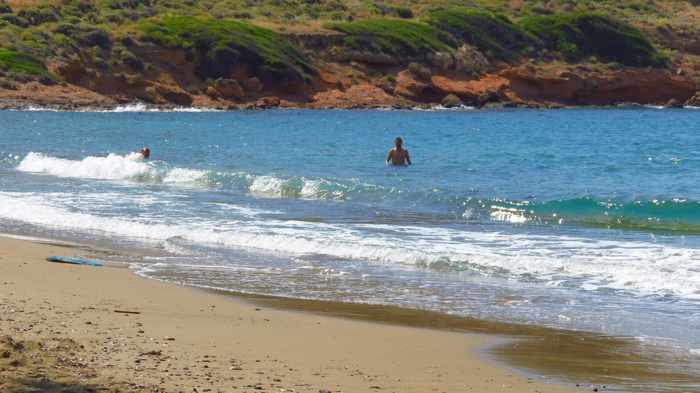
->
left=16, top=153, right=700, bottom=233
left=17, top=152, right=207, bottom=185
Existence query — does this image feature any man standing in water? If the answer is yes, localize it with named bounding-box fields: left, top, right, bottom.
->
left=140, top=146, right=151, bottom=159
left=386, top=137, right=411, bottom=166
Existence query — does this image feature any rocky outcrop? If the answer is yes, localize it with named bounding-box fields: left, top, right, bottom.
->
left=407, top=62, right=432, bottom=81
left=441, top=93, right=463, bottom=108
left=341, top=51, right=399, bottom=66
left=249, top=96, right=281, bottom=109
left=453, top=45, right=490, bottom=74
left=394, top=70, right=430, bottom=99
left=428, top=45, right=489, bottom=75
left=502, top=66, right=697, bottom=106
left=431, top=74, right=508, bottom=105
left=242, top=77, right=263, bottom=93
left=212, top=78, right=244, bottom=100
left=686, top=91, right=700, bottom=107
left=310, top=84, right=407, bottom=108
left=55, top=59, right=88, bottom=84
left=148, top=84, right=193, bottom=106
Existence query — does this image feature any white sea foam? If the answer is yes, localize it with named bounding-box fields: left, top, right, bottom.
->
left=107, top=103, right=220, bottom=113
left=9, top=103, right=222, bottom=112
left=489, top=205, right=529, bottom=223
left=16, top=153, right=355, bottom=199
left=1, top=191, right=700, bottom=301
left=248, top=175, right=345, bottom=200
left=249, top=175, right=288, bottom=198
left=16, top=152, right=206, bottom=185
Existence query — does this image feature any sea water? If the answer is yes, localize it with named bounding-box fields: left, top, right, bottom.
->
left=0, top=108, right=699, bottom=365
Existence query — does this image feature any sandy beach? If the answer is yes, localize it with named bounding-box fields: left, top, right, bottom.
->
left=0, top=235, right=586, bottom=393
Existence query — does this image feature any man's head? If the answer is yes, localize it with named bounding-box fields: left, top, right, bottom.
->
left=394, top=137, right=403, bottom=148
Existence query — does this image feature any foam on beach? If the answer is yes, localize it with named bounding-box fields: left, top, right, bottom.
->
left=1, top=190, right=700, bottom=302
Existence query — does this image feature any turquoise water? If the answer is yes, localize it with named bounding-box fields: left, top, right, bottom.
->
left=0, top=108, right=699, bottom=370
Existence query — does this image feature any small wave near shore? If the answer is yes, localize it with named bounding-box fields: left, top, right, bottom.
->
left=15, top=152, right=700, bottom=234
left=17, top=152, right=206, bottom=185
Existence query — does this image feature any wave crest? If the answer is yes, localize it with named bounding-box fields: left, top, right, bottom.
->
left=486, top=197, right=700, bottom=233
left=17, top=152, right=207, bottom=185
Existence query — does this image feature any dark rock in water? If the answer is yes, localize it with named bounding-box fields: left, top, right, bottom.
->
left=252, top=96, right=281, bottom=109
left=255, top=97, right=280, bottom=109
left=666, top=98, right=683, bottom=108
left=616, top=102, right=644, bottom=109
left=441, top=93, right=463, bottom=108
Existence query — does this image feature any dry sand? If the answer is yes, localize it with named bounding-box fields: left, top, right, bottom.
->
left=0, top=235, right=581, bottom=393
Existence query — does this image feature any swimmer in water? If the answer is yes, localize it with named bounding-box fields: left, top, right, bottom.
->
left=140, top=147, right=150, bottom=159
left=386, top=137, right=411, bottom=166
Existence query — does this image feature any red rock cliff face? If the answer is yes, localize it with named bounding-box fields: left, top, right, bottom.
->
left=501, top=66, right=697, bottom=106
left=3, top=48, right=699, bottom=110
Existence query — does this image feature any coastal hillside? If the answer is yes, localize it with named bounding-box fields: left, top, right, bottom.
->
left=0, top=0, right=699, bottom=109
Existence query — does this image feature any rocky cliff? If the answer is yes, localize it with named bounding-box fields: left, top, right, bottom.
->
left=0, top=2, right=698, bottom=110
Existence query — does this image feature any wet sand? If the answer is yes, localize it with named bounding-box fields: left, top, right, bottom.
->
left=0, top=235, right=695, bottom=393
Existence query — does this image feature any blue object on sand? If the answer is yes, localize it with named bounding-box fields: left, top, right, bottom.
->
left=46, top=256, right=103, bottom=267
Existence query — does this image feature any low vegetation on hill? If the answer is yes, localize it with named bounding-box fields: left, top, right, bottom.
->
left=328, top=19, right=452, bottom=61
left=0, top=49, right=47, bottom=76
left=138, top=16, right=313, bottom=82
left=426, top=8, right=537, bottom=61
left=519, top=13, right=668, bottom=67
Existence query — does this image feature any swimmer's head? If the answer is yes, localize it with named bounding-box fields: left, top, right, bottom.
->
left=395, top=137, right=403, bottom=148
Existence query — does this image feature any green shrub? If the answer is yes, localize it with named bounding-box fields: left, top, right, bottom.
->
left=108, top=0, right=156, bottom=10
left=328, top=19, right=452, bottom=59
left=137, top=15, right=313, bottom=81
left=427, top=8, right=538, bottom=61
left=393, top=6, right=413, bottom=19
left=18, top=6, right=60, bottom=25
left=519, top=12, right=667, bottom=67
left=1, top=14, right=28, bottom=28
left=60, top=0, right=96, bottom=18
left=79, top=28, right=111, bottom=49
left=0, top=49, right=48, bottom=76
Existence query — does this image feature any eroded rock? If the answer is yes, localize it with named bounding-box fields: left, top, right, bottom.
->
left=441, top=93, right=464, bottom=108
left=686, top=91, right=700, bottom=107
left=213, top=78, right=244, bottom=100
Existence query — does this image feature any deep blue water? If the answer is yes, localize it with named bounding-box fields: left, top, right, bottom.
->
left=0, top=108, right=699, bottom=364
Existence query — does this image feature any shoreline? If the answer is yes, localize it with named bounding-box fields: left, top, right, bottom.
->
left=1, top=235, right=698, bottom=392
left=0, top=235, right=577, bottom=393
left=1, top=99, right=699, bottom=113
